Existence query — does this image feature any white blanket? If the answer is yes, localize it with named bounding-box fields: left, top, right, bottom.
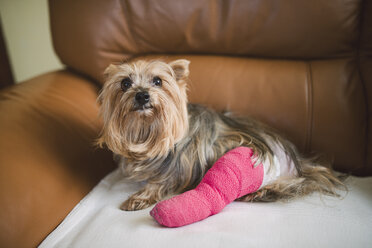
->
left=40, top=169, right=372, bottom=248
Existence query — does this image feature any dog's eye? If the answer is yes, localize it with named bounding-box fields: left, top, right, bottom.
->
left=152, top=76, right=162, bottom=87
left=121, top=77, right=132, bottom=91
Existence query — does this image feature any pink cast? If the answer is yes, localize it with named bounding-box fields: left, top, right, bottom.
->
left=150, top=147, right=264, bottom=227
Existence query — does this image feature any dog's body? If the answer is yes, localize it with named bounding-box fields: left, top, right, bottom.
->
left=98, top=59, right=344, bottom=211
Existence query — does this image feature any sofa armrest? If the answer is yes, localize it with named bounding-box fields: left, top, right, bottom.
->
left=0, top=70, right=115, bottom=248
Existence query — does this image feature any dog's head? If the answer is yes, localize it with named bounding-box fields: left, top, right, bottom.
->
left=97, top=59, right=190, bottom=160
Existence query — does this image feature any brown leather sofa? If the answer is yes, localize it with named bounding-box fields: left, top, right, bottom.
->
left=0, top=0, right=371, bottom=247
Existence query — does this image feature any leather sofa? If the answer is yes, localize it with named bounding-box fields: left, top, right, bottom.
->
left=0, top=0, right=371, bottom=247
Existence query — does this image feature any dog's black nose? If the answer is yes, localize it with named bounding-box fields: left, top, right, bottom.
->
left=135, top=91, right=150, bottom=105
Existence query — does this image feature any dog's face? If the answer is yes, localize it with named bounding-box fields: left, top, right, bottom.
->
left=97, top=59, right=190, bottom=160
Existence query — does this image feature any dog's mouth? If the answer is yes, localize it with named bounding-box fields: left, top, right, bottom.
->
left=132, top=104, right=153, bottom=112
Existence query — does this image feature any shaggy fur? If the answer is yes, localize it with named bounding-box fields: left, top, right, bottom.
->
left=97, top=59, right=346, bottom=211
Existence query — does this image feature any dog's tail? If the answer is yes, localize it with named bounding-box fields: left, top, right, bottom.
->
left=238, top=159, right=348, bottom=202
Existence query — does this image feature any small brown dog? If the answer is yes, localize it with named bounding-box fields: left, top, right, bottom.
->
left=97, top=59, right=345, bottom=211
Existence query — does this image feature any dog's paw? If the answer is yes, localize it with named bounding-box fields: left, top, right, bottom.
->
left=120, top=197, right=154, bottom=211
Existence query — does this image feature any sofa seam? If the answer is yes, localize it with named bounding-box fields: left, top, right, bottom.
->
left=305, top=61, right=314, bottom=154
left=355, top=0, right=369, bottom=172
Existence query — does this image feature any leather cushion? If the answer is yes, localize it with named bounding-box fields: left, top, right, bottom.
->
left=49, top=0, right=362, bottom=84
left=0, top=71, right=115, bottom=247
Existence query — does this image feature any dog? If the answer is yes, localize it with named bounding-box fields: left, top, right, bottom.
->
left=97, top=59, right=345, bottom=211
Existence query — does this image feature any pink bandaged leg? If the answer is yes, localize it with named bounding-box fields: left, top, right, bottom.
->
left=150, top=147, right=264, bottom=227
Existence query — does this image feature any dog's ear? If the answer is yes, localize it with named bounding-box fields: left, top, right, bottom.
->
left=169, top=59, right=190, bottom=81
left=103, top=64, right=118, bottom=80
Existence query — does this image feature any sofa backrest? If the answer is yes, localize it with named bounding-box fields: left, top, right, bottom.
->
left=49, top=0, right=372, bottom=176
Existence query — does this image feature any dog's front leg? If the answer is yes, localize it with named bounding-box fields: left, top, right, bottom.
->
left=120, top=183, right=163, bottom=211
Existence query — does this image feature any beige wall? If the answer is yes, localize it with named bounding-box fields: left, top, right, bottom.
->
left=0, top=0, right=63, bottom=83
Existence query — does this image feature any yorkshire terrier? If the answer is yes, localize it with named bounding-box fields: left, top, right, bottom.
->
left=97, top=59, right=345, bottom=211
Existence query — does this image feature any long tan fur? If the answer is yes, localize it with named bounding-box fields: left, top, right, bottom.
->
left=97, top=59, right=346, bottom=211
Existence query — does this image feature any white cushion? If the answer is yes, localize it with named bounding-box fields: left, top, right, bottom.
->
left=39, top=169, right=372, bottom=248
